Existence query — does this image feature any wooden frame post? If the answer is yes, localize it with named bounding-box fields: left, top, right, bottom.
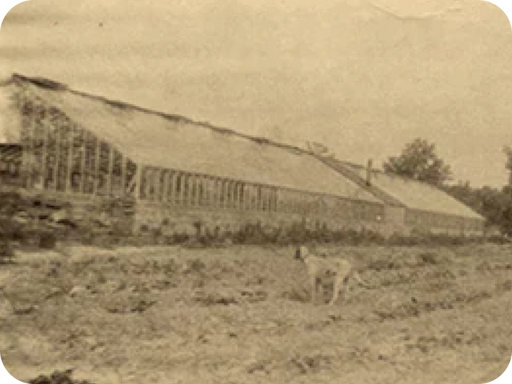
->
left=23, top=113, right=35, bottom=188
left=65, top=125, right=74, bottom=192
left=134, top=164, right=142, bottom=200
left=40, top=122, right=48, bottom=190
left=162, top=170, right=169, bottom=203
left=120, top=154, right=127, bottom=197
left=79, top=130, right=87, bottom=194
left=239, top=183, right=245, bottom=211
left=107, top=146, right=114, bottom=196
left=191, top=175, right=199, bottom=206
left=93, top=137, right=101, bottom=196
left=144, top=168, right=151, bottom=200
left=52, top=126, right=61, bottom=191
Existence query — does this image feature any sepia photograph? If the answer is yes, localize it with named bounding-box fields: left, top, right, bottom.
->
left=0, top=0, right=511, bottom=383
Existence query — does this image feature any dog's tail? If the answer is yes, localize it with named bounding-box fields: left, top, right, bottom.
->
left=353, top=271, right=372, bottom=288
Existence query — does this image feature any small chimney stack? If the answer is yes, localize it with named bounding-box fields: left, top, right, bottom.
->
left=366, top=159, right=373, bottom=186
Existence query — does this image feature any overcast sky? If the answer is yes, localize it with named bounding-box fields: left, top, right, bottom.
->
left=1, top=0, right=511, bottom=187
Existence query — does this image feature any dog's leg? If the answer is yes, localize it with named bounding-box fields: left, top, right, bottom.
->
left=328, top=277, right=343, bottom=306
left=317, top=278, right=325, bottom=303
left=309, top=275, right=318, bottom=303
left=345, top=277, right=351, bottom=297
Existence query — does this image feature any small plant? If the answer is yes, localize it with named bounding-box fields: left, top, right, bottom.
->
left=38, top=231, right=58, bottom=250
left=0, top=239, right=15, bottom=264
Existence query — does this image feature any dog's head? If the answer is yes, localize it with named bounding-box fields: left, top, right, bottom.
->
left=294, top=246, right=309, bottom=261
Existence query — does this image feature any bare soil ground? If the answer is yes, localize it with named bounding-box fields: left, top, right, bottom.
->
left=0, top=243, right=511, bottom=384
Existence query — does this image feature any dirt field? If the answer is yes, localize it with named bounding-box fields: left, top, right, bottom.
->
left=0, top=243, right=511, bottom=384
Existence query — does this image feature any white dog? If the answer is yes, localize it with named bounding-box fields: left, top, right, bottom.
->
left=295, top=246, right=370, bottom=305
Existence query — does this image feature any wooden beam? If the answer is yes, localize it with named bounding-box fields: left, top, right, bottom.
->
left=155, top=169, right=162, bottom=201
left=244, top=184, right=250, bottom=211
left=79, top=130, right=87, bottom=194
left=23, top=113, right=35, bottom=188
left=227, top=181, right=233, bottom=209
left=191, top=175, right=198, bottom=206
left=107, top=146, right=114, bottom=196
left=240, top=183, right=245, bottom=211
left=162, top=170, right=169, bottom=202
left=65, top=125, right=74, bottom=193
left=93, top=137, right=100, bottom=195
left=172, top=172, right=179, bottom=205
left=144, top=167, right=151, bottom=200
left=179, top=173, right=186, bottom=205
left=134, top=164, right=142, bottom=200
left=40, top=121, right=48, bottom=189
left=199, top=175, right=205, bottom=206
left=120, top=154, right=127, bottom=197
left=219, top=179, right=225, bottom=208
left=52, top=126, right=61, bottom=191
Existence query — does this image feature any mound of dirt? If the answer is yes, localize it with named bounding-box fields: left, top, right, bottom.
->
left=28, top=370, right=97, bottom=384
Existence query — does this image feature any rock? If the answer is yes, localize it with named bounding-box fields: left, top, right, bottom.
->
left=69, top=286, right=88, bottom=298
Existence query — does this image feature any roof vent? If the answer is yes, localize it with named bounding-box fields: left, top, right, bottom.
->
left=366, top=159, right=373, bottom=186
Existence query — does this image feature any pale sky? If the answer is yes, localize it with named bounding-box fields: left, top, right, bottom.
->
left=1, top=0, right=511, bottom=187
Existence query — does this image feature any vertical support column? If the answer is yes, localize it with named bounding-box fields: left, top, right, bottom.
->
left=52, top=126, right=61, bottom=191
left=93, top=137, right=101, bottom=196
left=213, top=177, right=218, bottom=208
left=174, top=173, right=180, bottom=205
left=224, top=180, right=230, bottom=209
left=189, top=175, right=196, bottom=206
left=23, top=112, right=35, bottom=188
left=219, top=179, right=224, bottom=209
left=272, top=188, right=277, bottom=212
left=217, top=179, right=222, bottom=209
left=79, top=130, right=87, bottom=194
left=170, top=172, right=178, bottom=204
left=238, top=183, right=244, bottom=211
left=232, top=182, right=238, bottom=210
left=224, top=180, right=228, bottom=209
left=256, top=185, right=261, bottom=211
left=201, top=176, right=207, bottom=207
left=228, top=181, right=237, bottom=209
left=107, top=146, right=114, bottom=196
left=202, top=176, right=210, bottom=207
left=237, top=183, right=242, bottom=210
left=206, top=178, right=212, bottom=208
left=180, top=174, right=187, bottom=206
left=120, top=154, right=127, bottom=197
left=144, top=168, right=151, bottom=200
left=262, top=187, right=267, bottom=212
left=245, top=185, right=251, bottom=211
left=162, top=170, right=169, bottom=203
left=40, top=122, right=48, bottom=189
left=195, top=175, right=202, bottom=206
left=65, top=125, right=74, bottom=192
left=155, top=169, right=163, bottom=201
left=135, top=164, right=142, bottom=200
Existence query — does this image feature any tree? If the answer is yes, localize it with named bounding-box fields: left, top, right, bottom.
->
left=383, top=138, right=452, bottom=186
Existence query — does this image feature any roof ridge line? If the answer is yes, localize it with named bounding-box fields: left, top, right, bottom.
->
left=11, top=73, right=310, bottom=156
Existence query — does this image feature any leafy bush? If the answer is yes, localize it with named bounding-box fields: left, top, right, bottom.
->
left=0, top=239, right=15, bottom=264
